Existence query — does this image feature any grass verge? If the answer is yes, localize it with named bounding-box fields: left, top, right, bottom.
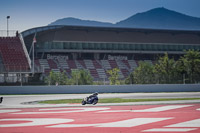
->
left=39, top=98, right=200, bottom=104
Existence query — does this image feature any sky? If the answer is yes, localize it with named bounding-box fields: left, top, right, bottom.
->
left=0, top=0, right=200, bottom=32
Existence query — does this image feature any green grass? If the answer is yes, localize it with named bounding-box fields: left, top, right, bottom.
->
left=38, top=98, right=200, bottom=104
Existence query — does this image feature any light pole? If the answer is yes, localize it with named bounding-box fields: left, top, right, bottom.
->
left=7, top=16, right=10, bottom=37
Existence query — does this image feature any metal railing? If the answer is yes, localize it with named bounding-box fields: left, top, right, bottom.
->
left=0, top=64, right=30, bottom=73
left=0, top=30, right=18, bottom=37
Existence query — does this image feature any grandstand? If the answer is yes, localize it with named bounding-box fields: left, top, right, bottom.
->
left=0, top=25, right=200, bottom=83
left=22, top=25, right=200, bottom=81
left=0, top=34, right=31, bottom=83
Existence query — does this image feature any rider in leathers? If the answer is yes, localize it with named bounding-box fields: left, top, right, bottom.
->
left=87, top=92, right=98, bottom=101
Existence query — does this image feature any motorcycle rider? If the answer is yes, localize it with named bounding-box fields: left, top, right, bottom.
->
left=82, top=92, right=99, bottom=105
left=87, top=92, right=98, bottom=101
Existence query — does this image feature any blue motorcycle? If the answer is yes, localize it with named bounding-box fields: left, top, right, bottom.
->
left=82, top=93, right=98, bottom=105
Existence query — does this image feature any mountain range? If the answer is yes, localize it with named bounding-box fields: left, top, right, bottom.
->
left=49, top=7, right=200, bottom=30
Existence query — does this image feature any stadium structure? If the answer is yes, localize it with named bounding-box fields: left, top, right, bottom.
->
left=0, top=25, right=200, bottom=84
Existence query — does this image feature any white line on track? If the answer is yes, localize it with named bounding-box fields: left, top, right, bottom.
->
left=143, top=128, right=197, bottom=132
left=97, top=110, right=131, bottom=113
left=133, top=105, right=193, bottom=112
left=98, top=105, right=193, bottom=113
left=0, top=118, right=73, bottom=127
left=166, top=119, right=200, bottom=127
left=48, top=118, right=173, bottom=128
left=12, top=107, right=110, bottom=114
left=0, top=110, right=21, bottom=113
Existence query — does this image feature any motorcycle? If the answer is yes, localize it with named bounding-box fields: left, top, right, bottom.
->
left=82, top=95, right=98, bottom=105
left=0, top=97, right=3, bottom=104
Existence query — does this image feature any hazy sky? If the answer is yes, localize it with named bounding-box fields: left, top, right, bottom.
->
left=0, top=0, right=200, bottom=32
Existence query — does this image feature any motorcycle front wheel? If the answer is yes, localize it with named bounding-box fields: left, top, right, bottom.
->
left=92, top=100, right=98, bottom=105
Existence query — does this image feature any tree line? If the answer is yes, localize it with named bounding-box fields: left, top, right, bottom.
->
left=45, top=50, right=200, bottom=85
left=45, top=69, right=93, bottom=85
left=126, top=50, right=200, bottom=84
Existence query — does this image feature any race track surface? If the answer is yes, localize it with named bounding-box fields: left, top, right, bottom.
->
left=0, top=104, right=200, bottom=133
left=1, top=92, right=200, bottom=108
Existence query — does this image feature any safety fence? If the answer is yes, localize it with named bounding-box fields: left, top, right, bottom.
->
left=0, top=84, right=199, bottom=94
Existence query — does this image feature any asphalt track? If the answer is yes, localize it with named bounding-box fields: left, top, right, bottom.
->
left=1, top=92, right=200, bottom=108
left=0, top=104, right=200, bottom=133
left=0, top=93, right=200, bottom=133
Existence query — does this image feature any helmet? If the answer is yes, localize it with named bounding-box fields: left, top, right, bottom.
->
left=93, top=92, right=98, bottom=96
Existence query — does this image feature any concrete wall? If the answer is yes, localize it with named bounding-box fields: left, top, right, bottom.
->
left=0, top=84, right=200, bottom=94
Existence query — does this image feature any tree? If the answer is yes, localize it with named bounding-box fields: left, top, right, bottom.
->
left=127, top=50, right=200, bottom=85
left=59, top=71, right=69, bottom=85
left=45, top=71, right=58, bottom=85
left=69, top=69, right=80, bottom=85
left=125, top=71, right=134, bottom=84
left=69, top=69, right=93, bottom=85
left=107, top=68, right=120, bottom=85
left=175, top=57, right=188, bottom=83
left=45, top=71, right=68, bottom=85
left=79, top=69, right=93, bottom=85
left=44, top=70, right=69, bottom=85
left=133, top=61, right=155, bottom=84
left=180, top=50, right=200, bottom=83
left=154, top=53, right=177, bottom=84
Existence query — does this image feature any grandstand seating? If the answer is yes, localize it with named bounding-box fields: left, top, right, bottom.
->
left=121, top=69, right=129, bottom=77
left=89, top=69, right=99, bottom=79
left=101, top=60, right=111, bottom=69
left=47, top=59, right=58, bottom=69
left=108, top=60, right=118, bottom=68
left=84, top=60, right=95, bottom=69
left=67, top=60, right=77, bottom=69
left=97, top=68, right=107, bottom=79
left=76, top=60, right=86, bottom=69
left=121, top=60, right=131, bottom=69
left=0, top=37, right=30, bottom=72
left=39, top=59, right=50, bottom=69
left=92, top=60, right=102, bottom=69
left=31, top=51, right=156, bottom=81
left=57, top=59, right=69, bottom=69
left=128, top=60, right=138, bottom=71
left=34, top=58, right=155, bottom=80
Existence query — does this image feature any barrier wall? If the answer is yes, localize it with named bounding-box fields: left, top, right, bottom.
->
left=0, top=84, right=200, bottom=94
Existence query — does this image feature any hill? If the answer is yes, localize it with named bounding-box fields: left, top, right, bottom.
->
left=49, top=17, right=113, bottom=27
left=49, top=8, right=200, bottom=30
left=116, top=7, right=200, bottom=30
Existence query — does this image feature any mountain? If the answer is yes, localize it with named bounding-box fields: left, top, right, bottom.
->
left=116, top=7, right=200, bottom=30
left=49, top=8, right=200, bottom=30
left=49, top=17, right=113, bottom=27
